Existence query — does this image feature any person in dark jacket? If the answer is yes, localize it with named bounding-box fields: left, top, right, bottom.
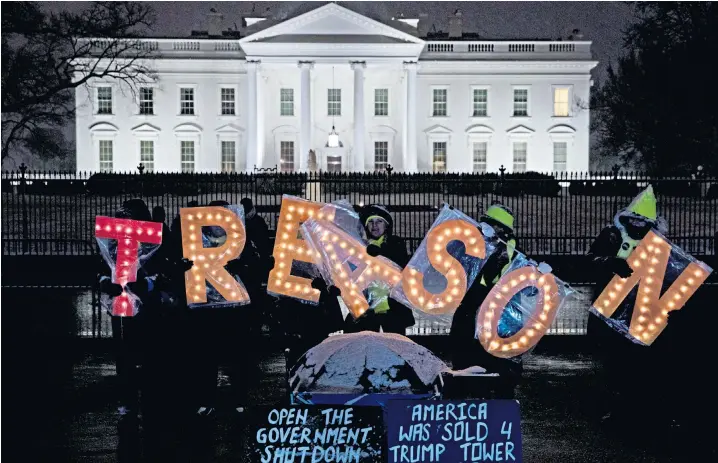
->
left=97, top=199, right=163, bottom=422
left=342, top=204, right=415, bottom=334
left=190, top=200, right=263, bottom=421
left=586, top=185, right=667, bottom=426
left=450, top=203, right=524, bottom=386
left=240, top=197, right=271, bottom=267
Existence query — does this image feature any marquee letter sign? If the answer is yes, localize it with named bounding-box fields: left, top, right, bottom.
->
left=95, top=216, right=163, bottom=317
left=302, top=218, right=403, bottom=318
left=268, top=195, right=335, bottom=303
left=391, top=206, right=495, bottom=316
left=591, top=230, right=712, bottom=345
left=180, top=206, right=250, bottom=306
left=476, top=254, right=568, bottom=358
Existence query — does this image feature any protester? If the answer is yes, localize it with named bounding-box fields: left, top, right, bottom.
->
left=240, top=197, right=271, bottom=268
left=190, top=200, right=263, bottom=422
left=450, top=203, right=525, bottom=388
left=342, top=204, right=415, bottom=334
left=586, top=185, right=668, bottom=427
left=97, top=199, right=161, bottom=423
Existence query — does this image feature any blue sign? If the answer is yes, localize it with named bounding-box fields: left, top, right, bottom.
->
left=385, top=400, right=522, bottom=462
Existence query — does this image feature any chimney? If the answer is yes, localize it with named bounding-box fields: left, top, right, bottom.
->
left=418, top=13, right=430, bottom=37
left=571, top=28, right=584, bottom=40
left=448, top=9, right=463, bottom=38
left=206, top=8, right=223, bottom=36
left=244, top=17, right=267, bottom=27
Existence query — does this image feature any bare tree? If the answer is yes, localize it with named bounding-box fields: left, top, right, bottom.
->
left=2, top=2, right=157, bottom=163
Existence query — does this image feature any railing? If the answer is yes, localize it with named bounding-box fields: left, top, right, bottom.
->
left=3, top=167, right=716, bottom=259
left=422, top=41, right=591, bottom=58
left=79, top=38, right=244, bottom=56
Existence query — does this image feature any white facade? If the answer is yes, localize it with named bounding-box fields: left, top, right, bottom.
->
left=75, top=3, right=597, bottom=174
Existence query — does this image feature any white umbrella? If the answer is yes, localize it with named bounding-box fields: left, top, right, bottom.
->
left=290, top=331, right=448, bottom=395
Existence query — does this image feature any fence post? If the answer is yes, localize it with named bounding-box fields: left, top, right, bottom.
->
left=19, top=163, right=29, bottom=254
left=611, top=164, right=621, bottom=212
left=137, top=163, right=145, bottom=198
left=498, top=164, right=506, bottom=196
left=386, top=164, right=393, bottom=207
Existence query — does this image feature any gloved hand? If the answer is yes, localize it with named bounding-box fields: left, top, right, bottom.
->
left=366, top=244, right=381, bottom=257
left=226, top=259, right=244, bottom=275
left=311, top=277, right=328, bottom=293
left=126, top=278, right=149, bottom=295
left=328, top=285, right=342, bottom=298
left=180, top=258, right=194, bottom=272
left=538, top=262, right=553, bottom=274
left=610, top=258, right=634, bottom=278
left=99, top=278, right=123, bottom=297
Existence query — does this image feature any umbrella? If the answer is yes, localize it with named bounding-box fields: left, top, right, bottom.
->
left=290, top=331, right=448, bottom=395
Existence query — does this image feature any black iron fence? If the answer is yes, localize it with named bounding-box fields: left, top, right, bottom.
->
left=3, top=166, right=717, bottom=257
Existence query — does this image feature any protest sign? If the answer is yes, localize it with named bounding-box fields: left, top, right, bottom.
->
left=590, top=229, right=713, bottom=345
left=245, top=405, right=384, bottom=463
left=180, top=204, right=251, bottom=308
left=95, top=216, right=163, bottom=316
left=385, top=400, right=522, bottom=463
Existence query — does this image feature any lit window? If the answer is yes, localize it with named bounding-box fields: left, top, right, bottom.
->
left=180, top=88, right=195, bottom=115
left=374, top=89, right=388, bottom=116
left=98, top=140, right=113, bottom=172
left=180, top=140, right=195, bottom=173
left=220, top=88, right=236, bottom=115
left=554, top=87, right=570, bottom=117
left=472, top=89, right=488, bottom=117
left=513, top=142, right=527, bottom=172
left=280, top=141, right=294, bottom=172
left=374, top=141, right=388, bottom=171
left=328, top=89, right=341, bottom=116
left=280, top=88, right=294, bottom=116
left=513, top=89, right=528, bottom=117
left=432, top=141, right=447, bottom=173
left=473, top=142, right=487, bottom=173
left=139, top=88, right=153, bottom=115
left=140, top=140, right=154, bottom=173
left=97, top=87, right=112, bottom=114
left=553, top=141, right=567, bottom=172
left=327, top=155, right=342, bottom=173
left=221, top=140, right=236, bottom=173
left=432, top=89, right=447, bottom=117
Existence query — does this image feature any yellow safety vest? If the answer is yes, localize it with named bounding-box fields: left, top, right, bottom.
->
left=481, top=239, right=516, bottom=286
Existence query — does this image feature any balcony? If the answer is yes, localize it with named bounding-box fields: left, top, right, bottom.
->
left=421, top=41, right=592, bottom=60
left=79, top=38, right=245, bottom=58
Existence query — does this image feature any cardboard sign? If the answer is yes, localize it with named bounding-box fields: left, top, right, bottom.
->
left=245, top=406, right=384, bottom=463
left=385, top=400, right=522, bottom=463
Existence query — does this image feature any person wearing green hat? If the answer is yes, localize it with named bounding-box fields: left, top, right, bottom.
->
left=450, top=203, right=525, bottom=391
left=586, top=185, right=668, bottom=426
left=342, top=204, right=415, bottom=334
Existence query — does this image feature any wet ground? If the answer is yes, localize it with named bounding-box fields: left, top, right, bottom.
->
left=3, top=287, right=716, bottom=462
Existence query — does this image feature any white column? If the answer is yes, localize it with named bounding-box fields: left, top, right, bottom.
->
left=298, top=61, right=314, bottom=173
left=351, top=61, right=366, bottom=172
left=245, top=60, right=259, bottom=172
left=403, top=62, right=419, bottom=173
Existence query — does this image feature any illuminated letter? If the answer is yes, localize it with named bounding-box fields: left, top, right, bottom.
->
left=477, top=265, right=561, bottom=358
left=303, top=219, right=403, bottom=318
left=268, top=195, right=335, bottom=303
left=592, top=230, right=712, bottom=345
left=400, top=219, right=487, bottom=315
left=95, top=216, right=163, bottom=316
left=180, top=206, right=249, bottom=305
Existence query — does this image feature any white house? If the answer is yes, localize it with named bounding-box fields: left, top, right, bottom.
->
left=75, top=3, right=597, bottom=174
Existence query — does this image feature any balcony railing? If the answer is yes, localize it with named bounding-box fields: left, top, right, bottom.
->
left=79, top=38, right=245, bottom=56
left=422, top=41, right=592, bottom=59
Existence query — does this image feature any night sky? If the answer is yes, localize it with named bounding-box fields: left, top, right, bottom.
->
left=23, top=1, right=635, bottom=169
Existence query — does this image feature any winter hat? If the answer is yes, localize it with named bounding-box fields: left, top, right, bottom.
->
left=360, top=204, right=393, bottom=230
left=115, top=198, right=151, bottom=222
left=481, top=203, right=515, bottom=232
left=626, top=185, right=657, bottom=221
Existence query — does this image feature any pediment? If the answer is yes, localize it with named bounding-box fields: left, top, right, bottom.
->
left=424, top=124, right=453, bottom=135
left=465, top=124, right=494, bottom=134
left=240, top=3, right=423, bottom=45
left=506, top=124, right=535, bottom=135
left=173, top=122, right=202, bottom=133
left=548, top=124, right=576, bottom=134
left=89, top=122, right=119, bottom=133
left=216, top=123, right=244, bottom=134
left=131, top=123, right=160, bottom=134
